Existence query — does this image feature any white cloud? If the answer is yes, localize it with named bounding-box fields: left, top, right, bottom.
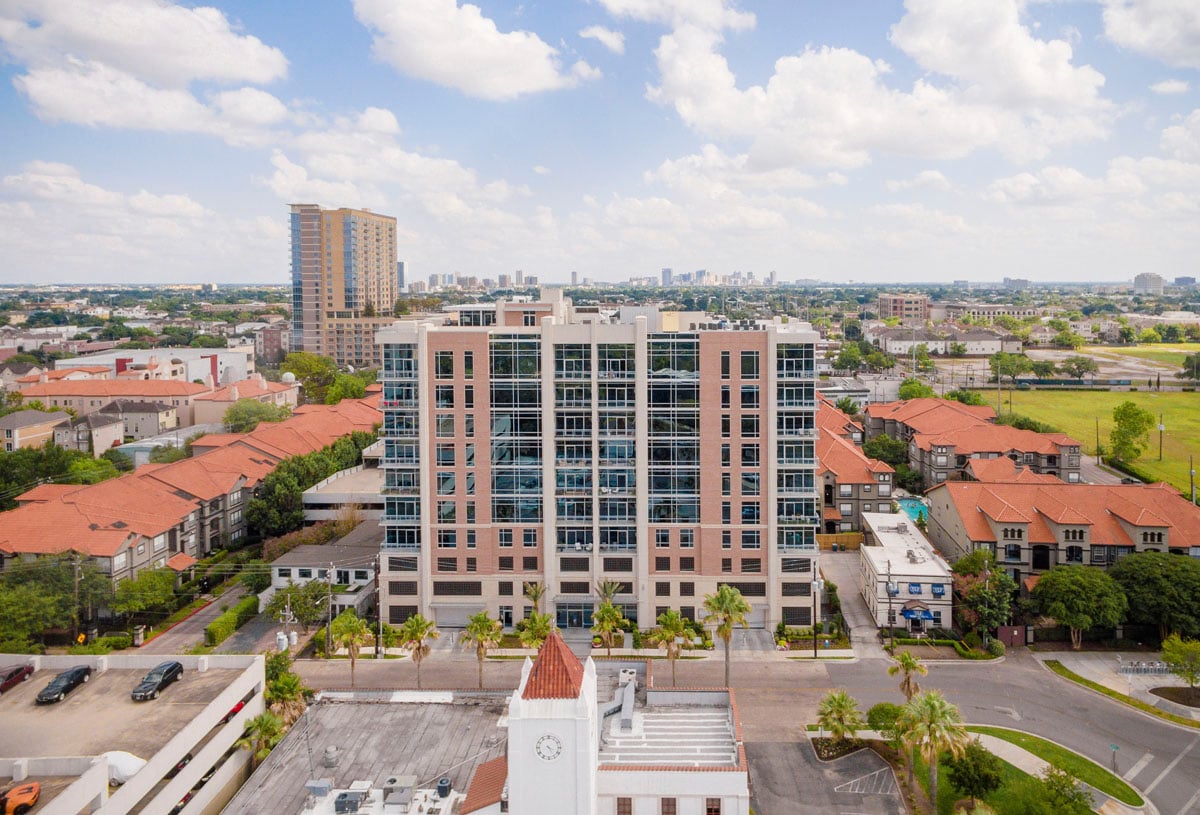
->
left=597, top=0, right=755, bottom=32
left=1162, top=109, right=1200, bottom=160
left=1102, top=0, right=1200, bottom=69
left=0, top=161, right=258, bottom=283
left=987, top=165, right=1145, bottom=204
left=533, top=165, right=551, bottom=175
left=1150, top=79, right=1190, bottom=94
left=580, top=25, right=625, bottom=54
left=1, top=1, right=290, bottom=145
left=352, top=0, right=597, bottom=100
left=640, top=1, right=1113, bottom=171
left=886, top=170, right=953, bottom=192
left=866, top=202, right=971, bottom=235
left=0, top=0, right=287, bottom=86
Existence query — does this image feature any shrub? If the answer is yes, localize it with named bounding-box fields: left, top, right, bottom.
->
left=97, top=633, right=132, bottom=650
left=962, top=630, right=982, bottom=650
left=987, top=639, right=1006, bottom=657
left=867, top=702, right=903, bottom=740
left=68, top=642, right=112, bottom=655
left=261, top=523, right=338, bottom=562
left=205, top=596, right=260, bottom=646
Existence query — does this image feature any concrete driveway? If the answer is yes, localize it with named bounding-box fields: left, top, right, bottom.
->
left=820, top=551, right=887, bottom=658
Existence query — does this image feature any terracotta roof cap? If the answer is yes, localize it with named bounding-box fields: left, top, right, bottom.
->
left=522, top=631, right=585, bottom=699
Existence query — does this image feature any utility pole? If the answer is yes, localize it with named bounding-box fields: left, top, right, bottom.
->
left=1158, top=414, right=1164, bottom=462
left=1190, top=455, right=1195, bottom=505
left=326, top=561, right=334, bottom=656
left=886, top=562, right=896, bottom=651
left=1096, top=417, right=1101, bottom=465
left=375, top=552, right=384, bottom=657
left=72, top=554, right=81, bottom=643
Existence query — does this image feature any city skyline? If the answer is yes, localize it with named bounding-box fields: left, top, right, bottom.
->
left=2, top=0, right=1199, bottom=286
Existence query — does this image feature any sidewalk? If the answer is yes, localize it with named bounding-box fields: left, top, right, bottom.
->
left=1033, top=651, right=1200, bottom=721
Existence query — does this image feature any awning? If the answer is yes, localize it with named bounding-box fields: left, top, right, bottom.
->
left=901, top=609, right=936, bottom=620
left=166, top=553, right=198, bottom=572
left=822, top=507, right=843, bottom=521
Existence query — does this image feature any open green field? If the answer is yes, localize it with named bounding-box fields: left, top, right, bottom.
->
left=991, top=389, right=1200, bottom=493
left=1096, top=343, right=1200, bottom=368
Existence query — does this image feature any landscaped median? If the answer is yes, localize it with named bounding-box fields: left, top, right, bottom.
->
left=204, top=595, right=260, bottom=646
left=1044, top=659, right=1200, bottom=730
left=965, top=725, right=1144, bottom=808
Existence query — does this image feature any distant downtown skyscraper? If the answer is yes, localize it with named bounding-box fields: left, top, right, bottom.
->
left=289, top=204, right=401, bottom=367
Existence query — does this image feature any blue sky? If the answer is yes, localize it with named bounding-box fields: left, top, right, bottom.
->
left=1, top=0, right=1198, bottom=286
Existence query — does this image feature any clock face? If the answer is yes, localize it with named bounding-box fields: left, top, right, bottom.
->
left=535, top=733, right=563, bottom=762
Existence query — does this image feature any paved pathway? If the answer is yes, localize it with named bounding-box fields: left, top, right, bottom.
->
left=139, top=585, right=246, bottom=654
left=821, top=551, right=889, bottom=659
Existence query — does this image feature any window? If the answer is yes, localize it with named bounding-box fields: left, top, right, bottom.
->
left=437, top=557, right=456, bottom=572
left=680, top=529, right=695, bottom=548
left=720, top=351, right=730, bottom=379
left=722, top=473, right=732, bottom=495
left=741, top=530, right=761, bottom=549
left=437, top=501, right=456, bottom=523
left=656, top=582, right=671, bottom=597
left=742, top=502, right=761, bottom=523
left=656, top=529, right=670, bottom=548
left=679, top=557, right=695, bottom=572
left=1004, top=543, right=1021, bottom=561
left=618, top=799, right=632, bottom=815
left=722, top=558, right=732, bottom=573
left=721, top=386, right=731, bottom=408
left=524, top=529, right=538, bottom=547
left=277, top=568, right=292, bottom=579
left=722, top=530, right=732, bottom=549
left=740, top=415, right=759, bottom=438
left=722, top=502, right=731, bottom=523
left=782, top=557, right=811, bottom=573
left=435, top=385, right=454, bottom=408
left=463, top=350, right=474, bottom=378
left=523, top=556, right=538, bottom=570
left=741, top=558, right=761, bottom=573
left=662, top=799, right=678, bottom=815
left=839, top=484, right=853, bottom=497
left=499, top=529, right=513, bottom=547
left=740, top=350, right=759, bottom=379
left=433, top=581, right=481, bottom=596
left=741, top=444, right=760, bottom=466
left=740, top=386, right=759, bottom=408
left=298, top=568, right=312, bottom=579
left=1066, top=545, right=1083, bottom=563
left=499, top=556, right=514, bottom=571
left=436, top=414, right=455, bottom=437
left=436, top=444, right=455, bottom=466
left=466, top=557, right=476, bottom=573
left=464, top=386, right=474, bottom=408
left=706, top=798, right=722, bottom=815
left=721, top=444, right=731, bottom=466
left=655, top=556, right=670, bottom=571
left=437, top=529, right=457, bottom=547
left=741, top=473, right=761, bottom=496
left=782, top=582, right=810, bottom=596
left=721, top=414, right=731, bottom=438
left=435, top=350, right=453, bottom=378
left=499, top=581, right=513, bottom=596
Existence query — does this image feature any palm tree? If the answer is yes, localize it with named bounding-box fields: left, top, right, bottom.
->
left=648, top=609, right=691, bottom=687
left=703, top=584, right=752, bottom=689
left=460, top=610, right=502, bottom=689
left=591, top=601, right=628, bottom=657
left=896, top=690, right=970, bottom=806
left=888, top=650, right=928, bottom=703
left=398, top=613, right=439, bottom=690
left=523, top=581, right=546, bottom=614
left=266, top=672, right=308, bottom=726
left=330, top=610, right=371, bottom=687
left=518, top=611, right=553, bottom=649
left=817, top=689, right=865, bottom=744
left=236, top=712, right=284, bottom=769
left=595, top=578, right=621, bottom=604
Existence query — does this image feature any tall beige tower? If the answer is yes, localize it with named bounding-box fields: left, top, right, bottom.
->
left=289, top=204, right=399, bottom=365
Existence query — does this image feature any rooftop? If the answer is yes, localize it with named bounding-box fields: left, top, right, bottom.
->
left=221, top=696, right=509, bottom=815
left=0, top=409, right=69, bottom=430
left=860, top=512, right=953, bottom=578
left=597, top=697, right=739, bottom=768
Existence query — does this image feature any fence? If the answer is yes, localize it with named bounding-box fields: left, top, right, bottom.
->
left=817, top=533, right=864, bottom=551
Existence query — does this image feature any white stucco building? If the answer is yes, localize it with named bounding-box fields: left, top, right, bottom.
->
left=859, top=512, right=953, bottom=634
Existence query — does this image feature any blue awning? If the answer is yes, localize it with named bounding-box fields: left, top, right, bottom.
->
left=901, top=609, right=935, bottom=620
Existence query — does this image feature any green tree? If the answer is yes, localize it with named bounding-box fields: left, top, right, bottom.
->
left=331, top=610, right=372, bottom=686
left=833, top=396, right=859, bottom=417
left=989, top=352, right=1033, bottom=410
left=324, top=372, right=366, bottom=404
left=111, top=568, right=177, bottom=617
left=888, top=651, right=927, bottom=702
left=867, top=702, right=903, bottom=747
left=947, top=342, right=967, bottom=357
left=1030, top=360, right=1058, bottom=378
left=281, top=352, right=338, bottom=404
left=595, top=578, right=622, bottom=605
left=1053, top=330, right=1084, bottom=349
left=896, top=690, right=970, bottom=806
left=1161, top=634, right=1200, bottom=689
left=703, top=584, right=752, bottom=689
left=946, top=739, right=1004, bottom=808
left=943, top=389, right=985, bottom=406
left=518, top=611, right=553, bottom=649
left=1007, top=767, right=1092, bottom=815
left=835, top=343, right=862, bottom=371
left=460, top=610, right=503, bottom=690
left=100, top=448, right=134, bottom=472
left=951, top=550, right=1016, bottom=640
left=1109, top=400, right=1155, bottom=463
left=0, top=583, right=60, bottom=649
left=398, top=613, right=439, bottom=689
left=1110, top=551, right=1200, bottom=640
left=265, top=670, right=308, bottom=726
left=1139, top=327, right=1162, bottom=344
left=591, top=601, right=628, bottom=657
left=817, top=689, right=864, bottom=744
left=648, top=608, right=691, bottom=687
left=1031, top=566, right=1128, bottom=650
left=236, top=712, right=284, bottom=769
left=148, top=446, right=187, bottom=464
left=523, top=581, right=546, bottom=614
left=898, top=377, right=935, bottom=400
left=224, top=399, right=291, bottom=432
left=1060, top=355, right=1100, bottom=380
left=1178, top=353, right=1200, bottom=381
left=0, top=555, right=113, bottom=638
left=265, top=581, right=330, bottom=630
left=862, top=434, right=909, bottom=466
left=66, top=456, right=120, bottom=483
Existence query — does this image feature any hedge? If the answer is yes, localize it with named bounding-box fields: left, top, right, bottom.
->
left=891, top=637, right=997, bottom=660
left=205, top=596, right=260, bottom=646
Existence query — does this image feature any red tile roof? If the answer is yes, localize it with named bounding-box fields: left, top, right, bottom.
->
left=522, top=631, right=585, bottom=700
left=461, top=756, right=507, bottom=814
left=927, top=481, right=1200, bottom=550
left=964, top=457, right=1060, bottom=484
left=865, top=398, right=995, bottom=433
left=20, top=380, right=209, bottom=398
left=16, top=366, right=110, bottom=382
left=913, top=423, right=1079, bottom=456
left=193, top=376, right=296, bottom=402
left=818, top=429, right=892, bottom=483
left=166, top=552, right=198, bottom=571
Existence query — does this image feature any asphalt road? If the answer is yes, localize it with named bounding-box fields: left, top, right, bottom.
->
left=139, top=586, right=247, bottom=655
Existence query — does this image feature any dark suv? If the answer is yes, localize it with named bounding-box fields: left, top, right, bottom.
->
left=36, top=665, right=92, bottom=704
left=131, top=661, right=183, bottom=701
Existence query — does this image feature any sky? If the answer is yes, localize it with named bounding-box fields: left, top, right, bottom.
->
left=1, top=0, right=1199, bottom=287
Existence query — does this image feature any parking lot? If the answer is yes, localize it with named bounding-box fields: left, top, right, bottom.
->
left=0, top=665, right=240, bottom=759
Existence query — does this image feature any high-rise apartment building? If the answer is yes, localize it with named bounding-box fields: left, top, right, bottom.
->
left=876, top=293, right=929, bottom=322
left=377, top=291, right=822, bottom=632
left=1133, top=272, right=1165, bottom=296
left=289, top=204, right=400, bottom=367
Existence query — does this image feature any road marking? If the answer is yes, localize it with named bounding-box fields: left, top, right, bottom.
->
left=1123, top=751, right=1154, bottom=781
left=1143, top=734, right=1199, bottom=796
left=1178, top=784, right=1200, bottom=815
left=834, top=767, right=899, bottom=795
left=993, top=705, right=1022, bottom=721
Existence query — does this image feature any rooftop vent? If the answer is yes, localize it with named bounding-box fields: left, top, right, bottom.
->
left=323, top=746, right=339, bottom=768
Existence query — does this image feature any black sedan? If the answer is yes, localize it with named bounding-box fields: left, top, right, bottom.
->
left=36, top=665, right=92, bottom=704
left=0, top=664, right=34, bottom=695
left=131, top=661, right=183, bottom=701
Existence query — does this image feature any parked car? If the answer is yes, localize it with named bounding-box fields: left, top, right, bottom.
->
left=220, top=700, right=245, bottom=724
left=0, top=664, right=34, bottom=695
left=131, top=661, right=183, bottom=701
left=168, top=791, right=193, bottom=815
left=0, top=780, right=40, bottom=814
left=165, top=753, right=193, bottom=779
left=36, top=665, right=92, bottom=704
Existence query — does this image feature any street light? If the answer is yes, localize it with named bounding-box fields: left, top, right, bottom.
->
left=812, top=577, right=825, bottom=658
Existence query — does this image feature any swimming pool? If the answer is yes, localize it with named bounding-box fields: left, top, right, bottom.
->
left=897, top=497, right=928, bottom=522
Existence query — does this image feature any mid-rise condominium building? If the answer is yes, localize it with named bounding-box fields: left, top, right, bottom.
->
left=377, top=291, right=822, bottom=632
left=876, top=293, right=929, bottom=321
left=289, top=204, right=401, bottom=367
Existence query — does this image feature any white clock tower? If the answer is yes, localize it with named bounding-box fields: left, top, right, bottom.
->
left=506, top=632, right=599, bottom=814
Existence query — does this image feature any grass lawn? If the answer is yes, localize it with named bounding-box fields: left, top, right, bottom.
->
left=996, top=389, right=1200, bottom=493
left=1098, top=343, right=1200, bottom=368
left=911, top=748, right=1026, bottom=815
left=965, top=726, right=1143, bottom=806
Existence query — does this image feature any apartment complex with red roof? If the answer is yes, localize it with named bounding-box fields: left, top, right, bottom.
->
left=0, top=398, right=379, bottom=585
left=19, top=379, right=211, bottom=425
left=864, top=397, right=1081, bottom=486
left=925, top=481, right=1200, bottom=586
left=816, top=399, right=894, bottom=533
left=191, top=374, right=299, bottom=425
